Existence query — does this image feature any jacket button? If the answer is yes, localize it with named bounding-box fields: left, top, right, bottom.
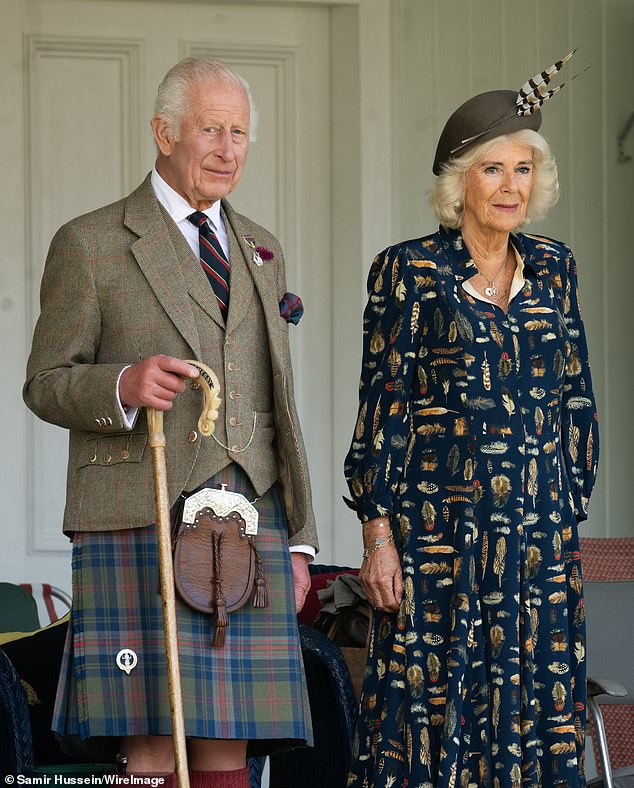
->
left=103, top=454, right=112, bottom=463
left=187, top=430, right=198, bottom=443
left=89, top=454, right=97, bottom=463
left=106, top=417, right=113, bottom=426
left=120, top=450, right=129, bottom=460
left=229, top=417, right=238, bottom=427
left=95, top=419, right=101, bottom=427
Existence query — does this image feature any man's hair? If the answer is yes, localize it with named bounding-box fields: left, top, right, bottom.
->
left=154, top=56, right=259, bottom=142
left=430, top=129, right=559, bottom=229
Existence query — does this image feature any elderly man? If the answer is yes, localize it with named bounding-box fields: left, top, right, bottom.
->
left=24, top=57, right=317, bottom=788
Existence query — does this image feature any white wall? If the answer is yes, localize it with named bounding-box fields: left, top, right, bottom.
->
left=390, top=0, right=634, bottom=538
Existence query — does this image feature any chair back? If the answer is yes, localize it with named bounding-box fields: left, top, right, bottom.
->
left=0, top=584, right=40, bottom=633
left=580, top=537, right=634, bottom=772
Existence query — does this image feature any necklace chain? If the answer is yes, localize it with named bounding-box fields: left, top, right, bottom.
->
left=475, top=251, right=510, bottom=297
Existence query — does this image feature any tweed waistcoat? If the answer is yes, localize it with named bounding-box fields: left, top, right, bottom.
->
left=165, top=211, right=279, bottom=495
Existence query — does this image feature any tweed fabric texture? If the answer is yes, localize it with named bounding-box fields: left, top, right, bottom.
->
left=52, top=464, right=312, bottom=750
left=23, top=175, right=316, bottom=549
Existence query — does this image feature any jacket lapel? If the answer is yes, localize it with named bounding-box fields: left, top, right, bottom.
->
left=222, top=202, right=281, bottom=337
left=124, top=175, right=203, bottom=357
left=222, top=205, right=254, bottom=334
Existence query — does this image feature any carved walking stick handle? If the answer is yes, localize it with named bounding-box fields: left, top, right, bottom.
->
left=183, top=359, right=222, bottom=436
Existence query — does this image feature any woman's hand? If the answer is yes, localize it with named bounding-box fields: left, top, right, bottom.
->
left=360, top=519, right=403, bottom=612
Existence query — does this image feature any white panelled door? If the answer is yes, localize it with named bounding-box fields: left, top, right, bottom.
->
left=0, top=0, right=331, bottom=593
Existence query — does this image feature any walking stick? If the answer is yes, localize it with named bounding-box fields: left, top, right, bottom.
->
left=147, top=361, right=222, bottom=788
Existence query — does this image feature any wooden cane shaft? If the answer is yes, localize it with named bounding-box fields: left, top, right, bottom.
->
left=148, top=410, right=190, bottom=788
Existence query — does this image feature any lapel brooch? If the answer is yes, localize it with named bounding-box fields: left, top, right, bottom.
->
left=242, top=234, right=274, bottom=267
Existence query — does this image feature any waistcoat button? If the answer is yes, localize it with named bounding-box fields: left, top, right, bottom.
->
left=229, top=416, right=238, bottom=427
left=187, top=430, right=198, bottom=443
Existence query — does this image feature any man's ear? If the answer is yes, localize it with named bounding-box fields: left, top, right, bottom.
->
left=151, top=115, right=173, bottom=156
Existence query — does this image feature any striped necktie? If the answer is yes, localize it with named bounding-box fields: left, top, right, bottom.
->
left=188, top=211, right=231, bottom=319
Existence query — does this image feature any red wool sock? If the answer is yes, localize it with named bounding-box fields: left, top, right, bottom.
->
left=188, top=769, right=249, bottom=788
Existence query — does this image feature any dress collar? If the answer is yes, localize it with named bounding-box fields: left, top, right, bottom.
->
left=438, top=225, right=550, bottom=281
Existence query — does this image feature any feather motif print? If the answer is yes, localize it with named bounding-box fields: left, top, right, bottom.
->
left=526, top=544, right=542, bottom=579
left=553, top=530, right=562, bottom=562
left=493, top=537, right=507, bottom=587
left=527, top=458, right=538, bottom=505
left=370, top=325, right=385, bottom=355
left=464, top=457, right=473, bottom=481
left=501, top=386, right=516, bottom=418
left=553, top=349, right=565, bottom=379
left=455, top=309, right=474, bottom=343
left=490, top=624, right=505, bottom=658
left=586, top=424, right=594, bottom=471
left=510, top=763, right=522, bottom=788
left=530, top=606, right=539, bottom=653
left=391, top=257, right=400, bottom=292
left=498, top=352, right=512, bottom=379
left=434, top=307, right=445, bottom=338
left=481, top=353, right=491, bottom=390
left=568, top=416, right=580, bottom=463
left=372, top=398, right=381, bottom=439
left=569, top=564, right=582, bottom=595
left=418, top=365, right=428, bottom=394
left=389, top=315, right=403, bottom=345
left=427, top=652, right=441, bottom=683
left=419, top=727, right=431, bottom=767
left=492, top=687, right=501, bottom=736
left=406, top=723, right=413, bottom=771
left=513, top=335, right=521, bottom=371
left=481, top=530, right=488, bottom=577
left=448, top=320, right=458, bottom=343
left=410, top=301, right=420, bottom=340
left=491, top=475, right=512, bottom=507
left=388, top=346, right=401, bottom=377
left=479, top=757, right=488, bottom=785
left=355, top=402, right=367, bottom=440
left=535, top=406, right=544, bottom=436
left=422, top=500, right=437, bottom=531
left=404, top=576, right=415, bottom=623
left=490, top=321, right=504, bottom=348
left=447, top=444, right=460, bottom=476
left=552, top=680, right=567, bottom=712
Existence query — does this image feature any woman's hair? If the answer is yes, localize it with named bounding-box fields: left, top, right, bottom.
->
left=154, top=56, right=259, bottom=141
left=430, top=129, right=559, bottom=229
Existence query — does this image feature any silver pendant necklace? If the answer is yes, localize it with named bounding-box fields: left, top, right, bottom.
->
left=478, top=254, right=509, bottom=297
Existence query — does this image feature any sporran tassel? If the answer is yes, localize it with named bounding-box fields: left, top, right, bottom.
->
left=252, top=547, right=268, bottom=608
left=211, top=531, right=228, bottom=647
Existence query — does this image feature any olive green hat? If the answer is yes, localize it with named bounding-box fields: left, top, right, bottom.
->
left=432, top=50, right=578, bottom=175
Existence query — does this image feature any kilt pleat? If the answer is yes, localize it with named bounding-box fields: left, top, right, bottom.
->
left=52, top=464, right=312, bottom=751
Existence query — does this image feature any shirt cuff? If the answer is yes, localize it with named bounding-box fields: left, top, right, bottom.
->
left=289, top=545, right=315, bottom=562
left=116, top=366, right=139, bottom=429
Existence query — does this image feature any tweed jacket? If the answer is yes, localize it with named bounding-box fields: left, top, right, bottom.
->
left=24, top=175, right=318, bottom=550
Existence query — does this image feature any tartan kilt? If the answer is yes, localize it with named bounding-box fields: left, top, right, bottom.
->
left=52, top=463, right=312, bottom=753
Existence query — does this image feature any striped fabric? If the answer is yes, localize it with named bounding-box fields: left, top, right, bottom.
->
left=52, top=464, right=311, bottom=752
left=188, top=210, right=231, bottom=318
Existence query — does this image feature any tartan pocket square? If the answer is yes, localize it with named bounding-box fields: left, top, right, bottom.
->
left=279, top=292, right=304, bottom=325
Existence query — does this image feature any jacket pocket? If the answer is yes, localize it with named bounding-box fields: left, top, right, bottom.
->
left=79, top=432, right=149, bottom=468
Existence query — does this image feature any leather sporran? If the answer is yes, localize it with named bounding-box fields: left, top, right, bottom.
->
left=172, top=486, right=268, bottom=647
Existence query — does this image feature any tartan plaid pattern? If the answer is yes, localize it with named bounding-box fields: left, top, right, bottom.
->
left=53, top=464, right=311, bottom=749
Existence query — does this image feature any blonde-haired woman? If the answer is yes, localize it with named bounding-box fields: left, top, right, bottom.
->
left=345, top=79, right=598, bottom=787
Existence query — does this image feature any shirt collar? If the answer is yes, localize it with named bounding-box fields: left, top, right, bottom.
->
left=151, top=168, right=222, bottom=229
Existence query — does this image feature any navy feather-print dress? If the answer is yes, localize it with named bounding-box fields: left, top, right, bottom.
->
left=344, top=226, right=599, bottom=788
